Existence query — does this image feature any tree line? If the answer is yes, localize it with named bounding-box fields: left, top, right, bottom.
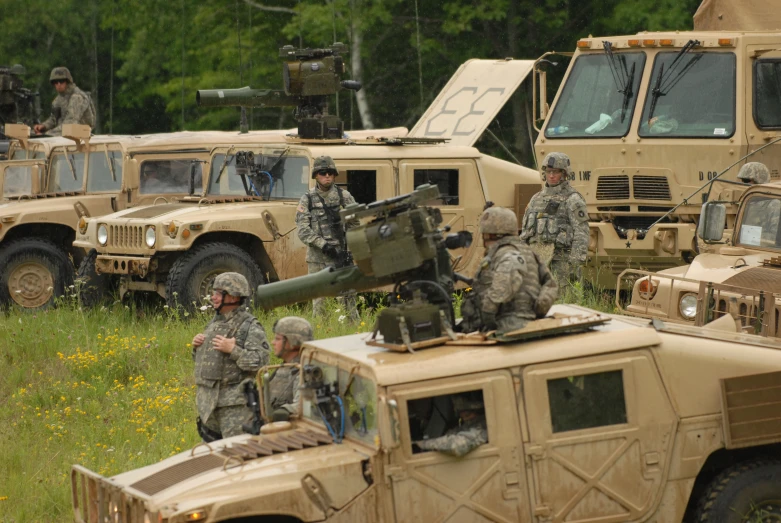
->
left=3, top=0, right=699, bottom=164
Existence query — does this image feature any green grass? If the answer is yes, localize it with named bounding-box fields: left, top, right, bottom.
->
left=0, top=288, right=613, bottom=522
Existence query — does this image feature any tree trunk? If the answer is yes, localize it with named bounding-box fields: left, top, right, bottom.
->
left=91, top=0, right=100, bottom=133
left=508, top=0, right=532, bottom=166
left=350, top=4, right=374, bottom=129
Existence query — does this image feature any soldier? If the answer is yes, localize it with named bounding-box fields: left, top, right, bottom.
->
left=295, top=155, right=359, bottom=319
left=521, top=152, right=589, bottom=287
left=191, top=272, right=271, bottom=441
left=461, top=206, right=558, bottom=333
left=33, top=67, right=94, bottom=136
left=414, top=394, right=488, bottom=457
left=267, top=316, right=314, bottom=422
left=737, top=162, right=771, bottom=185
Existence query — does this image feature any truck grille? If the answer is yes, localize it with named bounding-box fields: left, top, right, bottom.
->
left=633, top=176, right=671, bottom=200
left=72, top=465, right=147, bottom=523
left=109, top=225, right=144, bottom=249
left=596, top=175, right=630, bottom=200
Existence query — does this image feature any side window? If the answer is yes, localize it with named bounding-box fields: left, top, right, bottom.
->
left=413, top=169, right=459, bottom=205
left=754, top=59, right=781, bottom=129
left=345, top=170, right=376, bottom=204
left=408, top=389, right=487, bottom=454
left=547, top=370, right=627, bottom=433
left=87, top=150, right=123, bottom=192
left=3, top=166, right=32, bottom=197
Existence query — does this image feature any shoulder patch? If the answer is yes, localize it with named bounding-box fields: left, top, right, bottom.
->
left=296, top=204, right=306, bottom=213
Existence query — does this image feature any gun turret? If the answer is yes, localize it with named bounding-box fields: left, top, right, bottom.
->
left=256, top=184, right=473, bottom=346
left=197, top=43, right=361, bottom=140
left=0, top=64, right=40, bottom=139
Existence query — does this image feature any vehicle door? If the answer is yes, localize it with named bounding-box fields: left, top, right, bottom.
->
left=398, top=159, right=484, bottom=275
left=0, top=159, right=45, bottom=199
left=386, top=371, right=531, bottom=523
left=746, top=46, right=781, bottom=181
left=523, top=350, right=677, bottom=522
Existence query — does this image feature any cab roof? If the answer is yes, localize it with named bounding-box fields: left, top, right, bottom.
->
left=304, top=304, right=662, bottom=386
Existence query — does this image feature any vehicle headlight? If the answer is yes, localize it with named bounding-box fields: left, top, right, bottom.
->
left=145, top=226, right=156, bottom=248
left=97, top=224, right=108, bottom=246
left=679, top=293, right=698, bottom=320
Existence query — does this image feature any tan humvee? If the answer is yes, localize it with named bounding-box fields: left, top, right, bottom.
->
left=619, top=180, right=781, bottom=334
left=0, top=125, right=314, bottom=309
left=71, top=303, right=781, bottom=523
left=73, top=58, right=542, bottom=309
left=74, top=137, right=538, bottom=308
left=529, top=0, right=781, bottom=288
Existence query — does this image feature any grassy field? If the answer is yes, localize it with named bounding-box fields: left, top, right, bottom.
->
left=0, top=284, right=615, bottom=522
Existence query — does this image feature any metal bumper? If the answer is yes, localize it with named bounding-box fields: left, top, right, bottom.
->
left=96, top=255, right=154, bottom=277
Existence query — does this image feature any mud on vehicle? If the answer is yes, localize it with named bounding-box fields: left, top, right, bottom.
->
left=71, top=302, right=781, bottom=523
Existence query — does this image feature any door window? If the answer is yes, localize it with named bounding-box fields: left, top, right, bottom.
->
left=345, top=170, right=376, bottom=204
left=754, top=59, right=781, bottom=129
left=413, top=169, right=459, bottom=205
left=408, top=389, right=488, bottom=456
left=547, top=370, right=627, bottom=433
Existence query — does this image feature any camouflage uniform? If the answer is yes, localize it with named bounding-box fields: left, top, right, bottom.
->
left=39, top=67, right=94, bottom=136
left=521, top=152, right=589, bottom=286
left=193, top=273, right=270, bottom=438
left=295, top=155, right=359, bottom=318
left=416, top=396, right=488, bottom=457
left=461, top=207, right=558, bottom=333
left=268, top=316, right=313, bottom=421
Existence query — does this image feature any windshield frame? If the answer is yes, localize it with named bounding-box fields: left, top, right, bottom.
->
left=298, top=351, right=380, bottom=449
left=543, top=51, right=647, bottom=140
left=207, top=146, right=311, bottom=200
left=637, top=50, right=737, bottom=139
left=734, top=191, right=781, bottom=252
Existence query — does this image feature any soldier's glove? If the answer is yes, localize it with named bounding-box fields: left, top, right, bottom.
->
left=322, top=243, right=339, bottom=259
left=480, top=312, right=498, bottom=332
left=272, top=408, right=291, bottom=422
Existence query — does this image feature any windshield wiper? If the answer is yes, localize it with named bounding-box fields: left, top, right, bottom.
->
left=648, top=39, right=702, bottom=123
left=602, top=41, right=634, bottom=123
left=103, top=145, right=116, bottom=182
left=214, top=146, right=235, bottom=184
left=267, top=147, right=290, bottom=179
left=66, top=152, right=78, bottom=181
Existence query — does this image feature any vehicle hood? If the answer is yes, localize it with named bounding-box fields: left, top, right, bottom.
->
left=0, top=194, right=114, bottom=218
left=107, top=428, right=372, bottom=519
left=673, top=252, right=781, bottom=293
left=101, top=200, right=298, bottom=224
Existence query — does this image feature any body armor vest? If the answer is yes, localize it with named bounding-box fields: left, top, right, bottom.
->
left=195, top=309, right=255, bottom=386
left=522, top=182, right=579, bottom=248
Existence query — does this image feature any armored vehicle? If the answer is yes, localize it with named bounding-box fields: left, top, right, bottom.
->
left=527, top=0, right=781, bottom=287
left=0, top=126, right=308, bottom=310
left=74, top=54, right=541, bottom=310
left=74, top=138, right=537, bottom=309
left=619, top=179, right=781, bottom=335
left=70, top=302, right=781, bottom=523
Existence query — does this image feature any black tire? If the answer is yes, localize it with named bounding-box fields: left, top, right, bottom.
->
left=165, top=242, right=265, bottom=310
left=0, top=238, right=73, bottom=310
left=697, top=459, right=781, bottom=522
left=76, top=249, right=116, bottom=307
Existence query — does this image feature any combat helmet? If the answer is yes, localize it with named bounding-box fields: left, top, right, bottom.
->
left=273, top=316, right=314, bottom=347
left=49, top=66, right=73, bottom=84
left=312, top=155, right=338, bottom=178
left=212, top=272, right=251, bottom=297
left=737, top=162, right=770, bottom=185
left=541, top=152, right=574, bottom=178
left=452, top=393, right=484, bottom=412
left=10, top=64, right=25, bottom=76
left=479, top=206, right=518, bottom=236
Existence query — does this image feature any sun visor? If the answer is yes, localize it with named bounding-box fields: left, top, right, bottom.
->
left=409, top=59, right=534, bottom=147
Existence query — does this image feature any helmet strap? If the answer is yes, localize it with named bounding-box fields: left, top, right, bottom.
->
left=214, top=290, right=228, bottom=313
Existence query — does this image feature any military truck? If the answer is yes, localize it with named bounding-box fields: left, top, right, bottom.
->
left=74, top=54, right=542, bottom=309
left=618, top=179, right=781, bottom=335
left=0, top=125, right=314, bottom=310
left=70, top=304, right=781, bottom=523
left=523, top=0, right=781, bottom=287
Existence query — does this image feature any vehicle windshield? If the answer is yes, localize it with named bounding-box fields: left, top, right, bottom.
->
left=639, top=52, right=736, bottom=138
left=11, top=148, right=45, bottom=160
left=86, top=149, right=123, bottom=192
left=3, top=164, right=36, bottom=197
left=208, top=152, right=309, bottom=199
left=736, top=194, right=781, bottom=250
left=47, top=151, right=85, bottom=192
left=300, top=359, right=378, bottom=447
left=544, top=52, right=646, bottom=138
left=139, top=159, right=202, bottom=194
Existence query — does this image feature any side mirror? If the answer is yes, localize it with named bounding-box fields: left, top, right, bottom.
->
left=698, top=202, right=726, bottom=242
